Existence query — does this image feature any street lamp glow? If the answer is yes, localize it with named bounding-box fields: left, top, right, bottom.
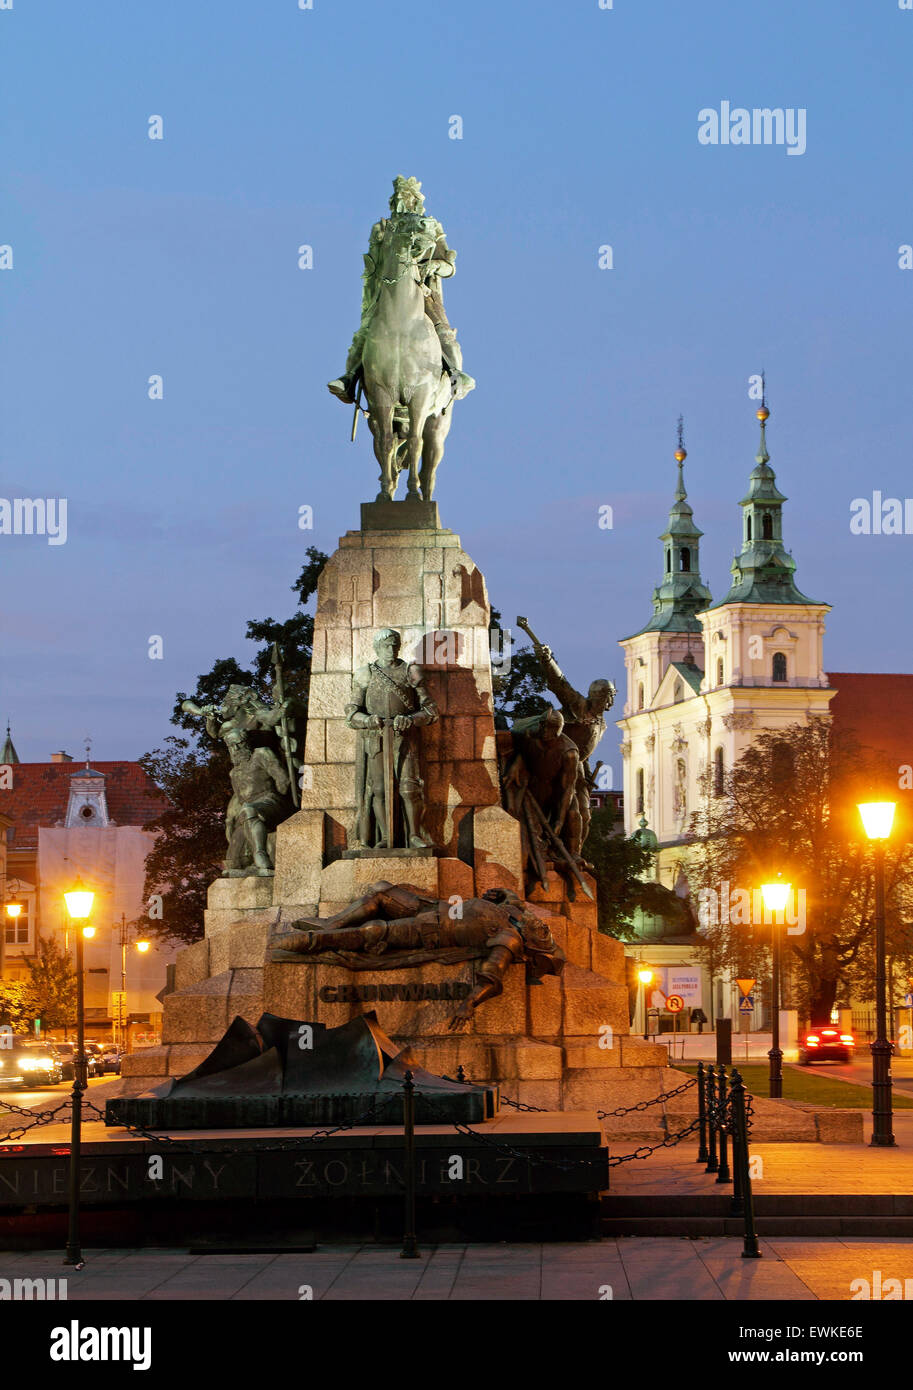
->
left=858, top=802, right=896, bottom=841
left=135, top=940, right=150, bottom=954
left=82, top=926, right=96, bottom=939
left=761, top=880, right=791, bottom=914
left=637, top=968, right=653, bottom=985
left=64, top=881, right=95, bottom=920
left=5, top=901, right=22, bottom=919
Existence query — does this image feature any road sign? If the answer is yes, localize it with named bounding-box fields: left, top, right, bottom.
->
left=736, top=978, right=756, bottom=998
left=905, top=993, right=913, bottom=1009
left=111, top=991, right=127, bottom=1026
left=739, top=996, right=755, bottom=1013
left=666, top=994, right=685, bottom=1013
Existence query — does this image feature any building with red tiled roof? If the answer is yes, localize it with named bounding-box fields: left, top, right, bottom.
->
left=1, top=756, right=167, bottom=854
left=0, top=745, right=172, bottom=1044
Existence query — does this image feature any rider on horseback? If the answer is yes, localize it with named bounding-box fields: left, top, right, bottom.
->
left=328, top=176, right=474, bottom=407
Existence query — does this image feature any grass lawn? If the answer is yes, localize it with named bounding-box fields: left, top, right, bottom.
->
left=676, top=1062, right=913, bottom=1109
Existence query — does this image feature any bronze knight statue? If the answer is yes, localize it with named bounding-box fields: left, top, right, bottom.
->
left=328, top=176, right=474, bottom=503
left=345, top=628, right=439, bottom=851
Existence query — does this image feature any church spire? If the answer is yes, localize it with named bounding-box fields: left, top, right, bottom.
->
left=1, top=721, right=19, bottom=765
left=712, top=393, right=821, bottom=608
left=627, top=419, right=712, bottom=636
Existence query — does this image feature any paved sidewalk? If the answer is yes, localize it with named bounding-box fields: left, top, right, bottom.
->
left=1, top=1237, right=912, bottom=1300
left=612, top=1114, right=913, bottom=1196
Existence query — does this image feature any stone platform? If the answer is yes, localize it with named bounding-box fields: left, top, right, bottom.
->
left=0, top=1111, right=608, bottom=1207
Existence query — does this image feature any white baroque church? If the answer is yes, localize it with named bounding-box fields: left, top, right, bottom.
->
left=616, top=403, right=834, bottom=1026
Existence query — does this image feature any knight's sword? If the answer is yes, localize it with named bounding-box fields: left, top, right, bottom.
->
left=383, top=719, right=396, bottom=849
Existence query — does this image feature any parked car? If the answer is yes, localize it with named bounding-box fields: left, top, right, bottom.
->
left=52, top=1042, right=103, bottom=1079
left=0, top=1038, right=64, bottom=1088
left=798, top=1026, right=856, bottom=1064
left=99, top=1047, right=123, bottom=1075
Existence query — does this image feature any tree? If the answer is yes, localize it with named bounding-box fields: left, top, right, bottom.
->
left=489, top=609, right=549, bottom=723
left=138, top=548, right=328, bottom=945
left=0, top=979, right=39, bottom=1031
left=685, top=719, right=913, bottom=1024
left=584, top=807, right=693, bottom=938
left=26, top=937, right=76, bottom=1031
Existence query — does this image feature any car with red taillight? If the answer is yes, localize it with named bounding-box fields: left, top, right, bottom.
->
left=798, top=1026, right=855, bottom=1064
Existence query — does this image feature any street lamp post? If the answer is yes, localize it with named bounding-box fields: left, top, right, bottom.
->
left=63, top=879, right=94, bottom=1268
left=761, top=878, right=791, bottom=1100
left=858, top=801, right=897, bottom=1148
left=638, top=968, right=653, bottom=1041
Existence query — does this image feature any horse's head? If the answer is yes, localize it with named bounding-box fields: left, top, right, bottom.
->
left=379, top=214, right=437, bottom=284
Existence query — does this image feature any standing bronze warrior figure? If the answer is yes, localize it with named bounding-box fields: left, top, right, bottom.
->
left=345, top=629, right=439, bottom=850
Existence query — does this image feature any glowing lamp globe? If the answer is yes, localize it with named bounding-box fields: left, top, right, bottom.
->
left=64, top=882, right=95, bottom=920
left=637, top=968, right=654, bottom=985
left=761, top=881, right=791, bottom=914
left=136, top=940, right=151, bottom=954
left=857, top=802, right=896, bottom=841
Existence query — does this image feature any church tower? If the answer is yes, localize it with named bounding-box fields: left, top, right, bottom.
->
left=697, top=396, right=834, bottom=788
left=620, top=421, right=712, bottom=722
left=618, top=423, right=712, bottom=835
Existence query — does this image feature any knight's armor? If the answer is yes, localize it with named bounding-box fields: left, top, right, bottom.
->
left=345, top=658, right=438, bottom=849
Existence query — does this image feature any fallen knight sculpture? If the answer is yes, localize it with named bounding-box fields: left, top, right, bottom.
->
left=279, top=883, right=565, bottom=1030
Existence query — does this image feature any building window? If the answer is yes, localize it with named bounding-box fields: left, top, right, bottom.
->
left=665, top=547, right=671, bottom=574
left=4, top=909, right=29, bottom=945
left=713, top=746, right=724, bottom=796
left=762, top=511, right=773, bottom=540
left=772, top=651, right=787, bottom=682
left=746, top=515, right=752, bottom=541
left=637, top=682, right=644, bottom=710
left=636, top=768, right=644, bottom=814
left=679, top=547, right=691, bottom=572
left=716, top=656, right=724, bottom=685
left=673, top=678, right=684, bottom=703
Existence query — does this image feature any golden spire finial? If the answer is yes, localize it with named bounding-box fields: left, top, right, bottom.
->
left=756, top=371, right=769, bottom=423
left=674, top=414, right=687, bottom=463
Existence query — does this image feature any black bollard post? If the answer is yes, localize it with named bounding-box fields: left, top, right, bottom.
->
left=716, top=1066, right=731, bottom=1185
left=705, top=1065, right=719, bottom=1174
left=400, top=1070, right=420, bottom=1260
left=730, top=1069, right=761, bottom=1258
left=730, top=1087, right=744, bottom=1216
left=456, top=1064, right=466, bottom=1084
left=696, top=1062, right=709, bottom=1164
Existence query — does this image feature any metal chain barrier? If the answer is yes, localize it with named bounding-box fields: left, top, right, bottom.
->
left=419, top=1091, right=606, bottom=1175
left=0, top=1095, right=75, bottom=1143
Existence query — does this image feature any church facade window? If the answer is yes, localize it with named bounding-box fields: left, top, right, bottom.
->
left=772, top=651, right=787, bottom=682
left=636, top=768, right=645, bottom=814
left=673, top=678, right=684, bottom=703
left=637, top=682, right=644, bottom=710
left=716, top=656, right=724, bottom=685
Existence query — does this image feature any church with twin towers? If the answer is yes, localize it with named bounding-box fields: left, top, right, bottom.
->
left=616, top=400, right=835, bottom=1022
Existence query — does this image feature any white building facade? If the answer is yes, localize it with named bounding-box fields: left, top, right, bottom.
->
left=617, top=406, right=834, bottom=1028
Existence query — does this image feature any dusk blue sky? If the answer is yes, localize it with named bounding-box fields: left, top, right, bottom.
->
left=2, top=0, right=911, bottom=779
